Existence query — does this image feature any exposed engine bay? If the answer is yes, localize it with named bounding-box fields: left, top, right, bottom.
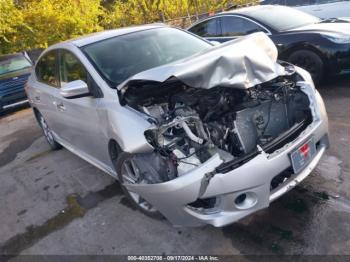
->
left=120, top=74, right=313, bottom=184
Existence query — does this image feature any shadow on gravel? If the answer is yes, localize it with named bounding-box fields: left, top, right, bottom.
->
left=0, top=128, right=41, bottom=168
left=222, top=186, right=330, bottom=255
left=0, top=182, right=123, bottom=258
left=317, top=73, right=350, bottom=90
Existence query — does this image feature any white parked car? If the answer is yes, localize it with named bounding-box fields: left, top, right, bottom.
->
left=260, top=0, right=350, bottom=19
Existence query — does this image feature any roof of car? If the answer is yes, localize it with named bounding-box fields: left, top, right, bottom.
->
left=58, top=24, right=166, bottom=48
left=188, top=5, right=277, bottom=29
left=222, top=4, right=275, bottom=15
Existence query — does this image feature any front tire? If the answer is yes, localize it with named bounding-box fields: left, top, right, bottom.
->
left=115, top=152, right=163, bottom=219
left=288, top=50, right=324, bottom=84
left=37, top=112, right=62, bottom=150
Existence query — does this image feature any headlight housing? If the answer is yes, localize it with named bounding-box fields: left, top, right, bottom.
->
left=323, top=33, right=350, bottom=44
left=295, top=66, right=315, bottom=90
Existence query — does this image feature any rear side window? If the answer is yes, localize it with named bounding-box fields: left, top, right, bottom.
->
left=59, top=50, right=87, bottom=87
left=189, top=18, right=220, bottom=37
left=220, top=16, right=267, bottom=37
left=35, top=51, right=59, bottom=87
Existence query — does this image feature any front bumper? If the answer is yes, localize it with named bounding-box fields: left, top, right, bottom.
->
left=126, top=82, right=329, bottom=227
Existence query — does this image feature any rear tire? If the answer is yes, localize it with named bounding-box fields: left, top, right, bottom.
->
left=288, top=50, right=324, bottom=84
left=115, top=152, right=163, bottom=220
left=37, top=112, right=62, bottom=150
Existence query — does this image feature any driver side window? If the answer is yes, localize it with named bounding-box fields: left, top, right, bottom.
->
left=59, top=50, right=87, bottom=87
left=189, top=18, right=220, bottom=37
left=35, top=50, right=59, bottom=87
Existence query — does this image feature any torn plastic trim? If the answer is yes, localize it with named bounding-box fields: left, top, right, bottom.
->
left=124, top=154, right=223, bottom=224
left=265, top=69, right=321, bottom=159
left=295, top=66, right=320, bottom=121
left=213, top=74, right=317, bottom=174
left=218, top=69, right=319, bottom=170
left=215, top=120, right=308, bottom=173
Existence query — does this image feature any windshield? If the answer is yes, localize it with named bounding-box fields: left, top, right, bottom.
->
left=0, top=55, right=32, bottom=76
left=247, top=6, right=321, bottom=31
left=82, top=27, right=211, bottom=86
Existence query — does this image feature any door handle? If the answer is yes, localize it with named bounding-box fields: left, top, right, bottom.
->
left=34, top=96, right=41, bottom=102
left=57, top=103, right=66, bottom=111
left=53, top=101, right=66, bottom=111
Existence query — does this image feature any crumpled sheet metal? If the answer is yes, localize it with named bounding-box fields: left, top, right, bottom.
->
left=118, top=32, right=287, bottom=90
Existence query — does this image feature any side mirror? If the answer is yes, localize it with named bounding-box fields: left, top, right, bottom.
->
left=60, top=80, right=90, bottom=99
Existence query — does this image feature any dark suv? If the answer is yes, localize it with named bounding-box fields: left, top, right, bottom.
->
left=0, top=52, right=33, bottom=112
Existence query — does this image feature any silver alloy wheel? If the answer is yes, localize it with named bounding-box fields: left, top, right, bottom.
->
left=121, top=158, right=157, bottom=212
left=40, top=116, right=55, bottom=145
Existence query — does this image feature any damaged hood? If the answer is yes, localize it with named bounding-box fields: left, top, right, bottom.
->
left=117, top=32, right=287, bottom=91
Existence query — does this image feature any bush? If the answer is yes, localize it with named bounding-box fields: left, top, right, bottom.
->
left=0, top=0, right=257, bottom=55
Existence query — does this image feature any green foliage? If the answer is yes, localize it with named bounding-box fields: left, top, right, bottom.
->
left=102, top=0, right=236, bottom=28
left=1, top=0, right=103, bottom=54
left=0, top=0, right=24, bottom=53
left=0, top=0, right=257, bottom=55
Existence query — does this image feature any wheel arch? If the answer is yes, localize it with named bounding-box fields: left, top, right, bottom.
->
left=108, top=139, right=123, bottom=163
left=279, top=43, right=328, bottom=67
left=32, top=107, right=41, bottom=124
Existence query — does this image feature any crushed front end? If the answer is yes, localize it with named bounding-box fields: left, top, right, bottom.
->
left=117, top=33, right=329, bottom=227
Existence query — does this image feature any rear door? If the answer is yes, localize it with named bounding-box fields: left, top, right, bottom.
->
left=51, top=49, right=109, bottom=164
left=31, top=50, right=60, bottom=131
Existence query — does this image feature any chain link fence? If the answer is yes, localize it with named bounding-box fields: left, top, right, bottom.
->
left=162, top=1, right=258, bottom=28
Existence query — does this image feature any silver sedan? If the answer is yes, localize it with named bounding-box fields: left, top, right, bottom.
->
left=25, top=25, right=329, bottom=227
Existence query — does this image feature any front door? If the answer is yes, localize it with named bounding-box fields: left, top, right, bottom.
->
left=51, top=49, right=109, bottom=165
